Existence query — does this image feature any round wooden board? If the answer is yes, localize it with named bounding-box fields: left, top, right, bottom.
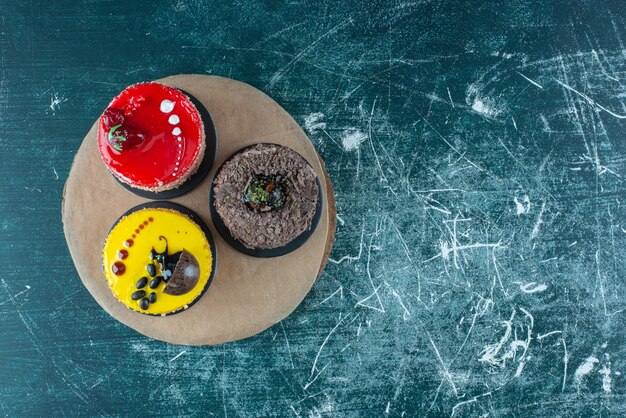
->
left=62, top=75, right=335, bottom=346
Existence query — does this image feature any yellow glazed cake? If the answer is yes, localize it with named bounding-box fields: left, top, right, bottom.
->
left=102, top=206, right=213, bottom=315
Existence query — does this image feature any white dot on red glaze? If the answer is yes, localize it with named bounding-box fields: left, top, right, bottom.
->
left=168, top=114, right=180, bottom=125
left=178, top=143, right=182, bottom=148
left=160, top=100, right=175, bottom=113
left=177, top=137, right=182, bottom=142
left=172, top=127, right=182, bottom=135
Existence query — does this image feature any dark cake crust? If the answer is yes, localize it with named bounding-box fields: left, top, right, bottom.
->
left=213, top=144, right=319, bottom=249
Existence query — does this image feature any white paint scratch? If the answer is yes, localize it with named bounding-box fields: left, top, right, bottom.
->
left=391, top=221, right=412, bottom=262
left=447, top=87, right=454, bottom=107
left=425, top=215, right=505, bottom=272
left=471, top=99, right=499, bottom=117
left=600, top=354, right=612, bottom=393
left=385, top=283, right=411, bottom=320
left=514, top=195, right=530, bottom=215
left=355, top=236, right=385, bottom=313
left=451, top=391, right=492, bottom=417
left=0, top=285, right=31, bottom=306
left=517, top=71, right=544, bottom=89
left=319, top=286, right=343, bottom=305
left=556, top=79, right=626, bottom=119
left=479, top=308, right=533, bottom=372
left=304, top=363, right=329, bottom=391
left=280, top=321, right=294, bottom=369
left=304, top=112, right=326, bottom=135
left=530, top=201, right=546, bottom=240
left=536, top=330, right=561, bottom=341
left=574, top=355, right=599, bottom=389
left=426, top=330, right=458, bottom=396
left=290, top=405, right=301, bottom=417
left=267, top=18, right=353, bottom=87
left=515, top=355, right=530, bottom=377
left=48, top=92, right=67, bottom=114
left=466, top=83, right=504, bottom=119
left=169, top=351, right=187, bottom=362
left=329, top=223, right=365, bottom=264
left=562, top=338, right=569, bottom=392
left=341, top=129, right=367, bottom=152
left=520, top=282, right=548, bottom=294
left=310, top=315, right=344, bottom=378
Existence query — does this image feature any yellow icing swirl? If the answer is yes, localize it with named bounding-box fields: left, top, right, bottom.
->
left=102, top=207, right=213, bottom=315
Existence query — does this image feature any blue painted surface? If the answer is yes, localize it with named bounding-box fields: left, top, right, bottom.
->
left=1, top=1, right=625, bottom=416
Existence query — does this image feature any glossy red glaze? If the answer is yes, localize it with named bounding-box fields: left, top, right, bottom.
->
left=97, top=83, right=203, bottom=189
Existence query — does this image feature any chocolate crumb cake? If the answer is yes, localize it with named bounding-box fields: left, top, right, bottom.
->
left=213, top=144, right=320, bottom=250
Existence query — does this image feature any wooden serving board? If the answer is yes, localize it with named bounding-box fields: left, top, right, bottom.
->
left=62, top=75, right=335, bottom=346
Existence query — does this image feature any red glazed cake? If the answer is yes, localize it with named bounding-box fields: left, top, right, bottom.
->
left=97, top=83, right=206, bottom=193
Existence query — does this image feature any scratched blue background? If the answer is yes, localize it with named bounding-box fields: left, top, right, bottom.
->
left=1, top=0, right=626, bottom=416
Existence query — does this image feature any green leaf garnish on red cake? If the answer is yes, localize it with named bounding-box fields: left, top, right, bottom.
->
left=103, top=108, right=145, bottom=152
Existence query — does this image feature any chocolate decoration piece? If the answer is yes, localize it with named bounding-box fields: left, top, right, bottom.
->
left=139, top=298, right=150, bottom=310
left=149, top=276, right=162, bottom=289
left=131, top=290, right=146, bottom=300
left=146, top=263, right=156, bottom=277
left=136, top=277, right=148, bottom=289
left=163, top=249, right=200, bottom=296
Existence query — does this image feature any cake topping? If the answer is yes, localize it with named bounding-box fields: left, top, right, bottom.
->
left=163, top=250, right=200, bottom=296
left=139, top=298, right=150, bottom=310
left=135, top=277, right=148, bottom=289
left=131, top=290, right=146, bottom=300
left=111, top=261, right=126, bottom=276
left=149, top=276, right=162, bottom=289
left=160, top=99, right=175, bottom=113
left=243, top=174, right=288, bottom=212
left=102, top=108, right=125, bottom=128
